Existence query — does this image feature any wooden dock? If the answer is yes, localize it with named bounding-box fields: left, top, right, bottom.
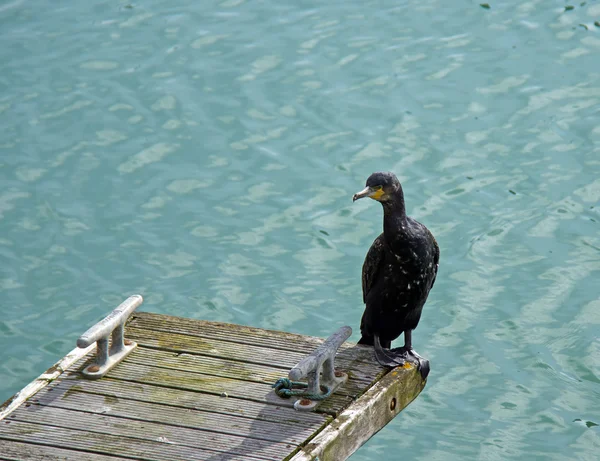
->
left=0, top=309, right=426, bottom=461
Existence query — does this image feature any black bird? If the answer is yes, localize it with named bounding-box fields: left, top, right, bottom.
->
left=353, top=172, right=439, bottom=379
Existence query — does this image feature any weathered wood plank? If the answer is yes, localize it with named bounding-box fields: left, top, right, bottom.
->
left=127, top=346, right=378, bottom=386
left=291, top=365, right=426, bottom=461
left=125, top=315, right=389, bottom=416
left=39, top=375, right=329, bottom=426
left=0, top=440, right=131, bottom=461
left=125, top=316, right=386, bottom=388
left=32, top=385, right=325, bottom=444
left=0, top=420, right=254, bottom=461
left=5, top=404, right=294, bottom=461
left=126, top=325, right=381, bottom=378
left=127, top=347, right=289, bottom=382
left=126, top=326, right=307, bottom=369
left=124, top=328, right=383, bottom=402
left=129, top=312, right=379, bottom=364
left=124, top=346, right=376, bottom=400
left=101, top=359, right=352, bottom=414
left=130, top=312, right=330, bottom=348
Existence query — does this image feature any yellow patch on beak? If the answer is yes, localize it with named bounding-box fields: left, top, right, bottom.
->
left=371, top=188, right=384, bottom=201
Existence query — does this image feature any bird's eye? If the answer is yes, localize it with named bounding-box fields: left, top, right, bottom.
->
left=376, top=185, right=383, bottom=190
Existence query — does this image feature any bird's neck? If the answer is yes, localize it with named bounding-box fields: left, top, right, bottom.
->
left=381, top=189, right=407, bottom=240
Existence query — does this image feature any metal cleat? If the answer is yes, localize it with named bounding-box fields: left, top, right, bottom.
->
left=77, top=295, right=143, bottom=379
left=287, top=326, right=352, bottom=411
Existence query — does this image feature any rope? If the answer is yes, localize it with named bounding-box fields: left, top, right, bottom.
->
left=272, top=377, right=332, bottom=401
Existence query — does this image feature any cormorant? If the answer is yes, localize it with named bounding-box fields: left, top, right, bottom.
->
left=353, top=171, right=439, bottom=379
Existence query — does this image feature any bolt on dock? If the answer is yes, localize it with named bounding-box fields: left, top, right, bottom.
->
left=0, top=296, right=426, bottom=461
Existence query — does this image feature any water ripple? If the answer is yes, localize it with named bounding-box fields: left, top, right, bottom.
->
left=1, top=1, right=599, bottom=460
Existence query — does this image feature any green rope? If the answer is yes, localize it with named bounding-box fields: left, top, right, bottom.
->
left=272, top=377, right=332, bottom=401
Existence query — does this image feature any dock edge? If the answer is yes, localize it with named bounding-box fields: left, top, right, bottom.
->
left=290, top=363, right=426, bottom=461
left=0, top=344, right=95, bottom=421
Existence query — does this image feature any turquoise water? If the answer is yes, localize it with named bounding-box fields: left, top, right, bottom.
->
left=1, top=0, right=599, bottom=459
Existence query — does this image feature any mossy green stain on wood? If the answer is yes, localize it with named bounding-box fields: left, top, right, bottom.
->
left=103, top=395, right=119, bottom=405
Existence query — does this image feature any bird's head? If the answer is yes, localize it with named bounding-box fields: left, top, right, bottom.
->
left=353, top=171, right=401, bottom=202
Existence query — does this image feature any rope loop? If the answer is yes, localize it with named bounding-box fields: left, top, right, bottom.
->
left=272, top=377, right=331, bottom=401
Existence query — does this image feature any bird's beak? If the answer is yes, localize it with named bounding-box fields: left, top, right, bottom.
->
left=353, top=186, right=375, bottom=202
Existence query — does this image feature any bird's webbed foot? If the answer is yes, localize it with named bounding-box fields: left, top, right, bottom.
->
left=373, top=339, right=430, bottom=380
left=388, top=346, right=430, bottom=380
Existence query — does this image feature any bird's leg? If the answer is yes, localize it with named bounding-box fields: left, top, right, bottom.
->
left=373, top=335, right=406, bottom=368
left=389, top=330, right=430, bottom=379
left=389, top=329, right=411, bottom=355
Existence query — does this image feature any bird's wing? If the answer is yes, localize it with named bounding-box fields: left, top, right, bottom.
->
left=429, top=233, right=440, bottom=290
left=361, top=233, right=386, bottom=303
